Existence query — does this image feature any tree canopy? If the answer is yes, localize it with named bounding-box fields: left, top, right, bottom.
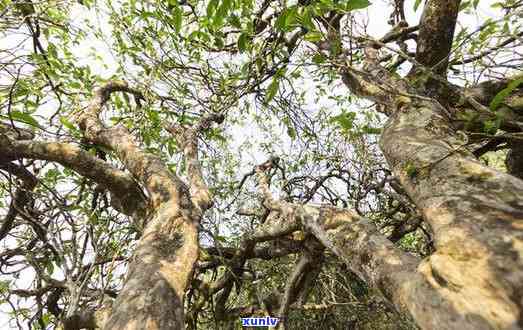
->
left=0, top=0, right=522, bottom=329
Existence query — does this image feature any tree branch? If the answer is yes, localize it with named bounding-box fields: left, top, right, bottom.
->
left=76, top=81, right=203, bottom=330
left=277, top=252, right=314, bottom=329
left=450, top=31, right=523, bottom=66
left=0, top=162, right=37, bottom=241
left=0, top=136, right=147, bottom=219
left=165, top=112, right=224, bottom=213
left=411, top=0, right=461, bottom=75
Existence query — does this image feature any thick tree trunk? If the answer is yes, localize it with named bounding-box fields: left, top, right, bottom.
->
left=407, top=0, right=461, bottom=100
left=334, top=0, right=523, bottom=327
left=380, top=98, right=523, bottom=329
left=76, top=82, right=205, bottom=330
left=255, top=162, right=507, bottom=328
left=507, top=143, right=523, bottom=179
left=340, top=51, right=523, bottom=330
left=104, top=205, right=199, bottom=329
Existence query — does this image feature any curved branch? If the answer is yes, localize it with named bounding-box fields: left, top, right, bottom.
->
left=412, top=0, right=461, bottom=75
left=77, top=81, right=204, bottom=330
left=0, top=162, right=37, bottom=241
left=0, top=136, right=147, bottom=218
left=277, top=251, right=315, bottom=328
left=165, top=112, right=224, bottom=213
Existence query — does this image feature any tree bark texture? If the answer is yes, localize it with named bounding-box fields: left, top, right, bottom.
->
left=334, top=0, right=523, bottom=328
left=75, top=82, right=212, bottom=330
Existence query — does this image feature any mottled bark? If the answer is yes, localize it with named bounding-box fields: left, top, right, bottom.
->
left=413, top=0, right=460, bottom=75
left=500, top=90, right=523, bottom=179
left=166, top=112, right=224, bottom=213
left=342, top=60, right=523, bottom=328
left=0, top=136, right=147, bottom=219
left=332, top=0, right=523, bottom=327
left=408, top=0, right=461, bottom=100
left=255, top=163, right=459, bottom=328
left=256, top=154, right=523, bottom=328
left=462, top=77, right=523, bottom=134
left=506, top=143, right=523, bottom=179
left=277, top=250, right=319, bottom=329
left=380, top=97, right=523, bottom=329
left=62, top=307, right=110, bottom=330
left=76, top=82, right=214, bottom=330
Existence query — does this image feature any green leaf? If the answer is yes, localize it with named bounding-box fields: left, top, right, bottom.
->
left=299, top=7, right=315, bottom=31
left=312, top=53, right=326, bottom=64
left=140, top=11, right=156, bottom=20
left=414, top=0, right=423, bottom=11
left=7, top=111, right=40, bottom=128
left=265, top=77, right=280, bottom=103
left=287, top=126, right=296, bottom=139
left=346, top=0, right=371, bottom=11
left=69, top=81, right=82, bottom=89
left=459, top=1, right=472, bottom=11
left=213, top=0, right=233, bottom=28
left=282, top=117, right=296, bottom=139
left=237, top=32, right=249, bottom=52
left=41, top=314, right=51, bottom=327
left=482, top=119, right=500, bottom=135
left=275, top=6, right=298, bottom=31
left=214, top=36, right=225, bottom=48
left=206, top=0, right=218, bottom=17
left=0, top=280, right=11, bottom=294
left=304, top=31, right=323, bottom=42
left=173, top=6, right=183, bottom=32
left=489, top=77, right=523, bottom=111
left=473, top=0, right=480, bottom=9
left=329, top=112, right=356, bottom=131
left=285, top=6, right=298, bottom=27
left=361, top=125, right=381, bottom=135
left=405, top=162, right=418, bottom=179
left=275, top=10, right=288, bottom=31
left=60, top=116, right=77, bottom=132
left=229, top=14, right=242, bottom=28
left=329, top=39, right=342, bottom=56
left=45, top=261, right=54, bottom=275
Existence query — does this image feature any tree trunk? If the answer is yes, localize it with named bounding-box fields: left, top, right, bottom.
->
left=380, top=98, right=523, bottom=329
left=507, top=143, right=523, bottom=179
left=76, top=82, right=205, bottom=330
left=335, top=0, right=523, bottom=327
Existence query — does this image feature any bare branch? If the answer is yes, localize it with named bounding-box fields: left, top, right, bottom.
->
left=0, top=136, right=147, bottom=218
left=0, top=162, right=37, bottom=241
left=277, top=252, right=314, bottom=328
left=165, top=112, right=225, bottom=213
